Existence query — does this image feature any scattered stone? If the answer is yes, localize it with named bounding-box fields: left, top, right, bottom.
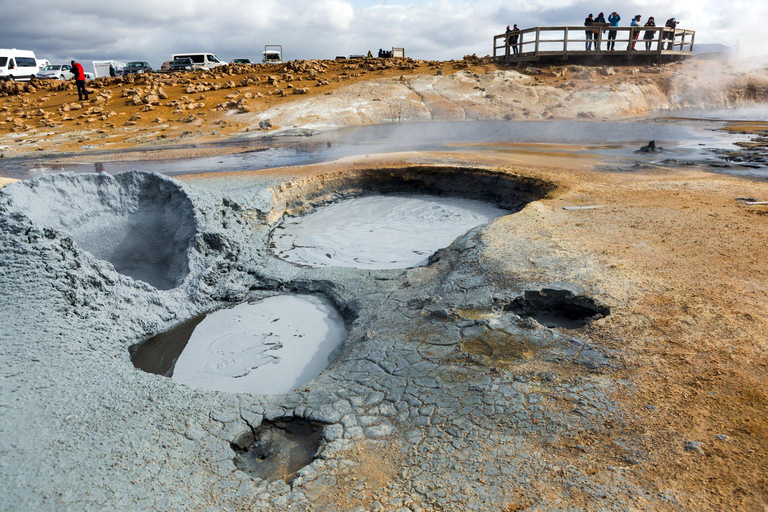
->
left=685, top=441, right=703, bottom=452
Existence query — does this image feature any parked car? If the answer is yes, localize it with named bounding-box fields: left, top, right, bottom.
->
left=159, top=60, right=172, bottom=72
left=84, top=72, right=95, bottom=80
left=122, top=61, right=152, bottom=75
left=35, top=64, right=74, bottom=80
left=169, top=57, right=196, bottom=72
left=171, top=52, right=225, bottom=70
left=231, top=58, right=251, bottom=64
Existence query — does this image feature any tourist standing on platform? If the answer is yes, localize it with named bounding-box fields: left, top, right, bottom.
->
left=644, top=17, right=656, bottom=50
left=594, top=12, right=606, bottom=50
left=508, top=24, right=520, bottom=54
left=665, top=18, right=679, bottom=49
left=629, top=15, right=641, bottom=50
left=584, top=14, right=594, bottom=50
left=607, top=12, right=621, bottom=50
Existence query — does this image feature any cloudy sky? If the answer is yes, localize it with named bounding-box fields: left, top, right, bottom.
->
left=0, top=0, right=765, bottom=66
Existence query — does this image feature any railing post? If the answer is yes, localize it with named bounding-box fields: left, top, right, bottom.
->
left=628, top=27, right=634, bottom=56
left=657, top=27, right=665, bottom=56
left=689, top=31, right=695, bottom=53
left=535, top=28, right=540, bottom=55
left=563, top=27, right=568, bottom=52
left=680, top=31, right=686, bottom=52
left=597, top=26, right=603, bottom=53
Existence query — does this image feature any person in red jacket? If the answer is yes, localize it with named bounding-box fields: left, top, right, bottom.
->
left=70, top=60, right=89, bottom=101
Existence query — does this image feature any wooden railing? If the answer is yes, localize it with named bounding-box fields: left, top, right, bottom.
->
left=493, top=25, right=695, bottom=61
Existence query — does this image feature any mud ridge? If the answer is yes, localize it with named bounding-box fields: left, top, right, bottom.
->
left=266, top=165, right=555, bottom=224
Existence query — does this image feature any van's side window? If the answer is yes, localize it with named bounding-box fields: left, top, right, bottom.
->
left=16, top=57, right=37, bottom=67
left=0, top=57, right=7, bottom=67
left=207, top=55, right=219, bottom=62
left=8, top=59, right=15, bottom=69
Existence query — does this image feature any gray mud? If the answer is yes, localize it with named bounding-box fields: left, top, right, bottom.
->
left=0, top=166, right=648, bottom=511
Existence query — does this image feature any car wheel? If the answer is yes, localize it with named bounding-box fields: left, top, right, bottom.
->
left=8, top=75, right=14, bottom=81
left=58, top=75, right=64, bottom=80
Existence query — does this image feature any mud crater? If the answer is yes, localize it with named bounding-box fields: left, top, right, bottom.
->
left=231, top=419, right=325, bottom=483
left=1, top=172, right=196, bottom=290
left=130, top=293, right=349, bottom=394
left=266, top=166, right=553, bottom=269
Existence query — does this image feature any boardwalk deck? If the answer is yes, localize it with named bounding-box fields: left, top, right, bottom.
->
left=494, top=25, right=695, bottom=64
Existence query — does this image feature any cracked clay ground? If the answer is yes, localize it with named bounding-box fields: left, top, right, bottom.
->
left=1, top=146, right=768, bottom=512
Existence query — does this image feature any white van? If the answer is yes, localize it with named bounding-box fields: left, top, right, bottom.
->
left=0, top=49, right=40, bottom=81
left=171, top=52, right=225, bottom=70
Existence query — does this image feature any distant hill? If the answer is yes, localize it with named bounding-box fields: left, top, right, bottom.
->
left=693, top=43, right=734, bottom=55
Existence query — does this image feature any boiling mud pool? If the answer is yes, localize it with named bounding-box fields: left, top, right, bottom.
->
left=4, top=119, right=750, bottom=179
left=271, top=194, right=508, bottom=269
left=132, top=295, right=347, bottom=394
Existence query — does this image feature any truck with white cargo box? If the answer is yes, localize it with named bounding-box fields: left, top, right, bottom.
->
left=263, top=45, right=283, bottom=64
left=0, top=49, right=40, bottom=81
left=93, top=60, right=126, bottom=78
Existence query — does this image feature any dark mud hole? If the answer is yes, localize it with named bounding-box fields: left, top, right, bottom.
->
left=508, top=289, right=610, bottom=329
left=231, top=419, right=324, bottom=483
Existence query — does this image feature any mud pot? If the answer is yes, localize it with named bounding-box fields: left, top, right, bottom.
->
left=131, top=294, right=348, bottom=394
left=271, top=194, right=508, bottom=269
left=267, top=165, right=551, bottom=269
left=0, top=172, right=196, bottom=290
left=231, top=419, right=325, bottom=483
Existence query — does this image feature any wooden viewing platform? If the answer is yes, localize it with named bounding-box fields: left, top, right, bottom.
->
left=494, top=25, right=695, bottom=64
